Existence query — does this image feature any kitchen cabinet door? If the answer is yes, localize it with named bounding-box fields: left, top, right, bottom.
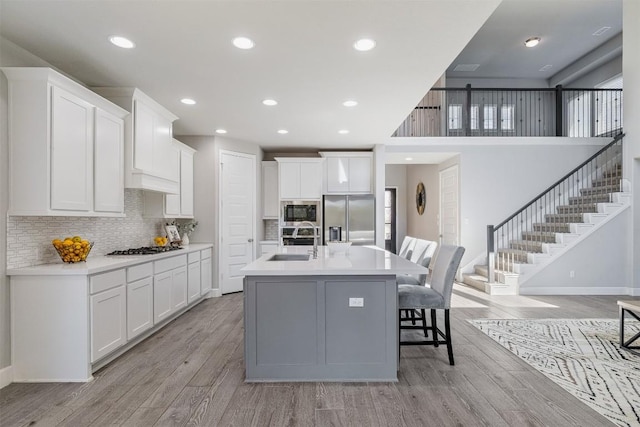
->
left=324, top=154, right=372, bottom=194
left=277, top=158, right=323, bottom=200
left=94, top=108, right=124, bottom=213
left=90, top=285, right=126, bottom=362
left=50, top=85, right=94, bottom=212
left=326, top=157, right=349, bottom=193
left=299, top=161, right=323, bottom=199
left=127, top=276, right=153, bottom=340
left=172, top=266, right=188, bottom=311
left=187, top=261, right=201, bottom=304
left=347, top=156, right=372, bottom=193
left=279, top=162, right=301, bottom=200
left=262, top=161, right=279, bottom=218
left=154, top=271, right=173, bottom=324
left=200, top=252, right=213, bottom=295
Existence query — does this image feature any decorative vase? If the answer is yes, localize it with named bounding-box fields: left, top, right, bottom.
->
left=181, top=233, right=190, bottom=246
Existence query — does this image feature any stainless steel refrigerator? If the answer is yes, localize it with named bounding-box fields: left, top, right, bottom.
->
left=322, top=195, right=375, bottom=245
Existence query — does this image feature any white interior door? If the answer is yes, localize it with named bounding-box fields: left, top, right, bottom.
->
left=439, top=165, right=459, bottom=246
left=220, top=151, right=256, bottom=294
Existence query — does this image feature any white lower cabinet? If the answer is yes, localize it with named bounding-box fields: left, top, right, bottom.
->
left=127, top=277, right=153, bottom=340
left=188, top=252, right=202, bottom=303
left=154, top=254, right=188, bottom=323
left=154, top=270, right=173, bottom=324
left=200, top=248, right=213, bottom=295
left=172, top=266, right=188, bottom=311
left=90, top=270, right=127, bottom=363
left=9, top=245, right=213, bottom=382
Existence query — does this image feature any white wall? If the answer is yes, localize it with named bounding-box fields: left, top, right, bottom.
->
left=623, top=0, right=640, bottom=294
left=405, top=164, right=440, bottom=241
left=565, top=55, right=622, bottom=88
left=179, top=135, right=262, bottom=294
left=521, top=209, right=631, bottom=294
left=385, top=164, right=407, bottom=252
left=387, top=137, right=607, bottom=272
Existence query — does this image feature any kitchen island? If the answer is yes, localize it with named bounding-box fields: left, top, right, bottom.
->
left=241, top=245, right=428, bottom=382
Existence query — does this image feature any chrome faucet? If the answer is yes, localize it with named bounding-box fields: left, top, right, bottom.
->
left=292, top=221, right=318, bottom=259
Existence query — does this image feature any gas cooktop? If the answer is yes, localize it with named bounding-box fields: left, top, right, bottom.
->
left=107, top=246, right=183, bottom=256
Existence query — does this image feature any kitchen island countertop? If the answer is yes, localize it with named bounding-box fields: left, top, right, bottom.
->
left=242, top=245, right=428, bottom=276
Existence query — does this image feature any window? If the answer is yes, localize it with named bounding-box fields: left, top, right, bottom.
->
left=501, top=104, right=515, bottom=130
left=567, top=91, right=591, bottom=137
left=483, top=104, right=497, bottom=129
left=448, top=104, right=462, bottom=130
left=595, top=76, right=623, bottom=136
left=470, top=105, right=479, bottom=130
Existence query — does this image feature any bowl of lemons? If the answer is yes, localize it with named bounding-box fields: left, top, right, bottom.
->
left=52, top=236, right=93, bottom=263
left=154, top=236, right=168, bottom=247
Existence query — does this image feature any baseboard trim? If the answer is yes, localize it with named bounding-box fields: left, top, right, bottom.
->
left=209, top=288, right=222, bottom=298
left=0, top=365, right=13, bottom=389
left=521, top=286, right=630, bottom=296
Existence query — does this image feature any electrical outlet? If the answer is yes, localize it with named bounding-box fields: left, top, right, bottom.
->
left=349, top=297, right=364, bottom=308
left=569, top=270, right=575, bottom=278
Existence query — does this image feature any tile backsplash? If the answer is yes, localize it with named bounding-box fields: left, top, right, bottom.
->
left=264, top=219, right=279, bottom=241
left=7, top=189, right=166, bottom=269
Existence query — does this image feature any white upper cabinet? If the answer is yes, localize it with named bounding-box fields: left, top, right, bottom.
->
left=92, top=87, right=180, bottom=194
left=320, top=152, right=373, bottom=194
left=144, top=139, right=196, bottom=219
left=1, top=67, right=127, bottom=217
left=261, top=161, right=279, bottom=218
left=276, top=158, right=323, bottom=200
left=94, top=108, right=125, bottom=213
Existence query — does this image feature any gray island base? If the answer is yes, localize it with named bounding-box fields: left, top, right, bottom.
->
left=241, top=246, right=429, bottom=382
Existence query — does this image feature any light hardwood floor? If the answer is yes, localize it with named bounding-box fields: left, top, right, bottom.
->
left=1, top=285, right=634, bottom=426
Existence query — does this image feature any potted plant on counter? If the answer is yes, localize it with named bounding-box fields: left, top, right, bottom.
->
left=168, top=219, right=198, bottom=246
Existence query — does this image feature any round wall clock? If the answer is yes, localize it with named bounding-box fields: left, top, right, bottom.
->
left=416, top=182, right=426, bottom=215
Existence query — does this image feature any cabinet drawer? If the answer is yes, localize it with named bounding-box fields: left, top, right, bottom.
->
left=154, top=254, right=187, bottom=274
left=188, top=251, right=200, bottom=264
left=90, top=269, right=126, bottom=294
left=201, top=248, right=212, bottom=260
left=127, top=262, right=153, bottom=283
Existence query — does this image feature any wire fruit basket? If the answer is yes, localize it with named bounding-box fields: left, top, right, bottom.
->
left=52, top=238, right=94, bottom=263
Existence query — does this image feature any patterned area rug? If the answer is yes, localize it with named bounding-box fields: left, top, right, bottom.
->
left=469, top=319, right=640, bottom=427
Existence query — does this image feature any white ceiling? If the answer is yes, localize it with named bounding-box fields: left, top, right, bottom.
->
left=447, top=0, right=622, bottom=81
left=0, top=0, right=501, bottom=150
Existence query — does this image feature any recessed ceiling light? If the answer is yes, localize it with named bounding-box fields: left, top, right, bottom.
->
left=405, top=157, right=413, bottom=161
left=109, top=35, right=135, bottom=49
left=215, top=129, right=227, bottom=134
left=181, top=98, right=196, bottom=105
left=353, top=38, right=376, bottom=51
left=524, top=37, right=541, bottom=48
left=233, top=37, right=255, bottom=49
left=277, top=129, right=289, bottom=134
left=343, top=100, right=358, bottom=107
left=338, top=129, right=350, bottom=135
left=263, top=99, right=278, bottom=106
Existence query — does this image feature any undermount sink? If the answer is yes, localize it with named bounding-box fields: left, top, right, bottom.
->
left=267, top=253, right=310, bottom=261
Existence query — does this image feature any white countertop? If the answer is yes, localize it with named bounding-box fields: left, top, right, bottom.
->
left=241, top=245, right=428, bottom=276
left=7, top=243, right=213, bottom=276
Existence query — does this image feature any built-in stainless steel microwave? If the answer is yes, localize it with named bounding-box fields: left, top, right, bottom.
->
left=283, top=202, right=318, bottom=224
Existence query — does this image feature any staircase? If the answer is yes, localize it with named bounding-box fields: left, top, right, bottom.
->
left=463, top=135, right=629, bottom=295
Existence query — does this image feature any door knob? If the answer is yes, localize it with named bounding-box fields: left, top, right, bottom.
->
left=248, top=238, right=254, bottom=242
